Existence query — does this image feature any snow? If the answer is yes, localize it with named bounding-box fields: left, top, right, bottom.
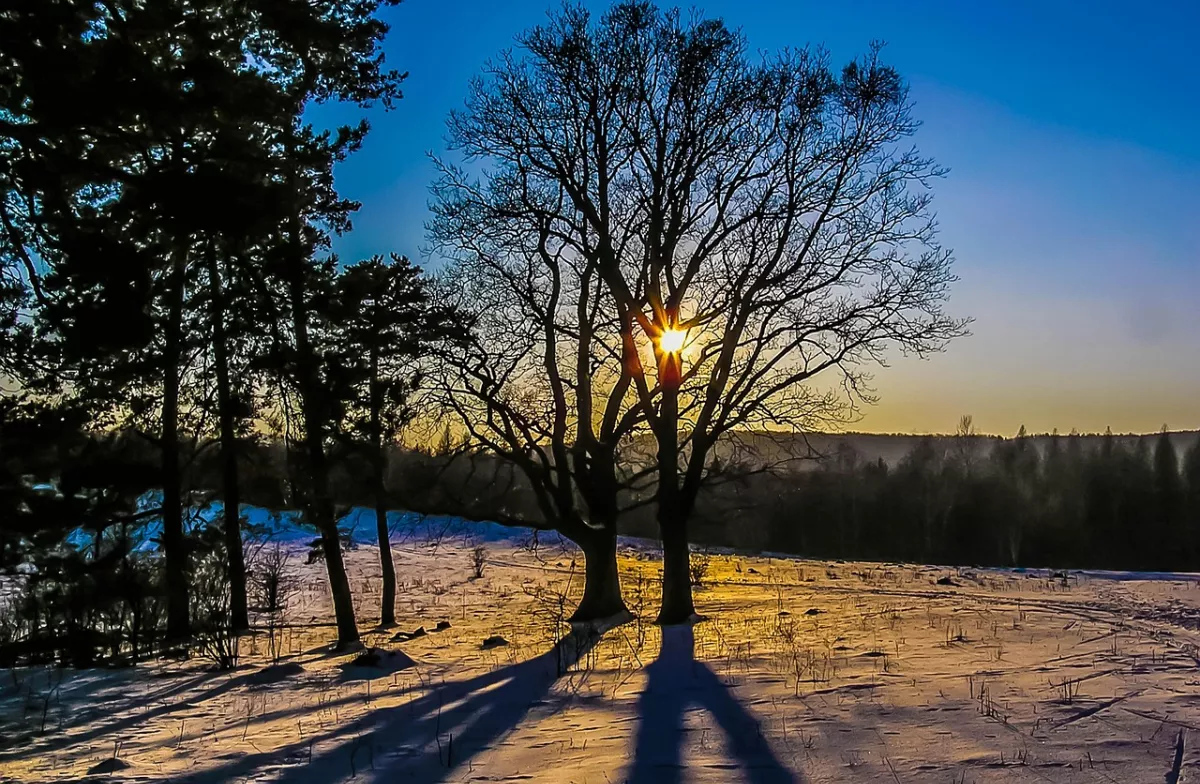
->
left=2, top=530, right=1198, bottom=782
left=58, top=500, right=542, bottom=555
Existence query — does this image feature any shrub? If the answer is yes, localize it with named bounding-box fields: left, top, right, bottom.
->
left=470, top=546, right=488, bottom=579
left=191, top=531, right=239, bottom=670
left=689, top=547, right=713, bottom=587
left=249, top=542, right=297, bottom=663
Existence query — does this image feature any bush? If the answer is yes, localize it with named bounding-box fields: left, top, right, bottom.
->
left=470, top=546, right=488, bottom=579
left=249, top=542, right=297, bottom=663
left=689, top=547, right=713, bottom=587
left=191, top=530, right=239, bottom=670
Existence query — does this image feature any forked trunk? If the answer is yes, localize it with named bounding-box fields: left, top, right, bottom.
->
left=285, top=213, right=359, bottom=649
left=298, top=386, right=359, bottom=649
left=571, top=527, right=626, bottom=622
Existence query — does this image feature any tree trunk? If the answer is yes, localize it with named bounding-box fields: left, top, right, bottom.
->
left=311, top=487, right=359, bottom=648
left=570, top=526, right=626, bottom=622
left=287, top=254, right=359, bottom=650
left=655, top=375, right=695, bottom=625
left=375, top=496, right=396, bottom=627
left=657, top=507, right=695, bottom=624
left=369, top=347, right=396, bottom=627
left=162, top=251, right=189, bottom=640
left=297, top=380, right=359, bottom=648
left=208, top=250, right=248, bottom=631
left=296, top=355, right=359, bottom=649
left=279, top=133, right=359, bottom=649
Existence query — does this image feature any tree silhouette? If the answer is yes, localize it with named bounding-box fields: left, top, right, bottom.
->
left=242, top=0, right=404, bottom=649
left=428, top=197, right=654, bottom=620
left=329, top=254, right=456, bottom=626
left=438, top=2, right=966, bottom=621
left=4, top=0, right=281, bottom=637
left=187, top=69, right=295, bottom=630
left=1184, top=437, right=1200, bottom=564
left=1153, top=427, right=1183, bottom=566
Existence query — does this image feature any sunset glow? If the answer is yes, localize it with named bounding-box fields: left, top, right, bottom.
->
left=325, top=0, right=1198, bottom=435
left=658, top=327, right=686, bottom=354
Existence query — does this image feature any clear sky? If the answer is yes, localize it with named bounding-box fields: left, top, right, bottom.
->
left=320, top=0, right=1199, bottom=436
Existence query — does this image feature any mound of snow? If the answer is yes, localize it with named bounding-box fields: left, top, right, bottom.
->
left=339, top=647, right=417, bottom=680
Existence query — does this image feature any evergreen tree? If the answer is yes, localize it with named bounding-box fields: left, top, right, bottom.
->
left=5, top=0, right=230, bottom=637
left=2, top=0, right=371, bottom=640
left=993, top=425, right=1039, bottom=565
left=1183, top=436, right=1200, bottom=568
left=187, top=77, right=292, bottom=632
left=329, top=255, right=457, bottom=626
left=1152, top=427, right=1183, bottom=567
left=243, top=0, right=404, bottom=649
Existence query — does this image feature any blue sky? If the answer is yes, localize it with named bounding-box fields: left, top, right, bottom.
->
left=320, top=0, right=1199, bottom=435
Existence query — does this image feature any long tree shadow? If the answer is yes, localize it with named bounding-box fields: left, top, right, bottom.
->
left=627, top=625, right=799, bottom=784
left=183, top=617, right=623, bottom=783
left=2, top=669, right=242, bottom=757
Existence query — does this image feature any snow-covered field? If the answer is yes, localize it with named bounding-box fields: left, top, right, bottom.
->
left=2, top=528, right=1198, bottom=783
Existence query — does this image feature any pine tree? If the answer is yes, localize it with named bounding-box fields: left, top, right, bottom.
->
left=3, top=0, right=353, bottom=639
left=1153, top=427, right=1183, bottom=568
left=993, top=425, right=1039, bottom=565
left=1183, top=436, right=1200, bottom=568
left=329, top=255, right=456, bottom=626
left=6, top=0, right=222, bottom=637
left=186, top=69, right=292, bottom=633
left=240, top=0, right=404, bottom=648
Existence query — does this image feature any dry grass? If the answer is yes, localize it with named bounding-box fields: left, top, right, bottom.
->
left=1, top=538, right=1197, bottom=782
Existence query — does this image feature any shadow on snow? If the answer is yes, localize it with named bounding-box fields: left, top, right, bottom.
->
left=627, top=624, right=799, bottom=783
left=182, top=618, right=615, bottom=783
left=178, top=618, right=799, bottom=783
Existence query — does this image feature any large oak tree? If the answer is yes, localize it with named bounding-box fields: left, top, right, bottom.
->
left=434, top=1, right=966, bottom=622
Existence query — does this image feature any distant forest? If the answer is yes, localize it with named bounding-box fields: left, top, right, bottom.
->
left=396, top=424, right=1200, bottom=574
left=687, top=426, right=1200, bottom=572
left=392, top=423, right=1200, bottom=574
left=407, top=425, right=1200, bottom=573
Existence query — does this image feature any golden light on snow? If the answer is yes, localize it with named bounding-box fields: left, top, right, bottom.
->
left=658, top=327, right=687, bottom=354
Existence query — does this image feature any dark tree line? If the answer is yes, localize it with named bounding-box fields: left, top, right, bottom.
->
left=682, top=428, right=1200, bottom=573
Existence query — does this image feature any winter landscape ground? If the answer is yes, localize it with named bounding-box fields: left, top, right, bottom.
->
left=2, top=525, right=1198, bottom=784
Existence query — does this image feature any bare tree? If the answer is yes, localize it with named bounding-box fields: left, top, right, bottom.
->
left=428, top=198, right=652, bottom=621
left=435, top=2, right=967, bottom=623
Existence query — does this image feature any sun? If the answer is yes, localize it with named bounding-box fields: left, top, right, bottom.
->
left=658, top=327, right=687, bottom=354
